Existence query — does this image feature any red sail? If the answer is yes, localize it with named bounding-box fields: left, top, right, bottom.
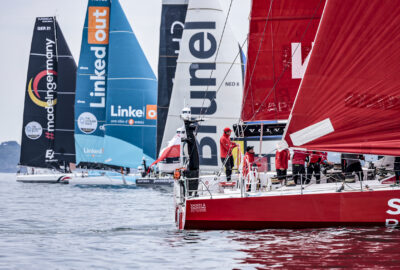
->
left=284, top=0, right=400, bottom=156
left=241, top=0, right=324, bottom=122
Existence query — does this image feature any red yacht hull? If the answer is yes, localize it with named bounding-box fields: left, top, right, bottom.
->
left=178, top=190, right=400, bottom=230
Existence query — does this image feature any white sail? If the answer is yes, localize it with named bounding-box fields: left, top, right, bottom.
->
left=162, top=0, right=243, bottom=172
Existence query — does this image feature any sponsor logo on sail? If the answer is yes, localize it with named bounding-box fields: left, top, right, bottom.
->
left=83, top=147, right=103, bottom=154
left=146, top=105, right=157, bottom=120
left=89, top=46, right=107, bottom=108
left=27, top=69, right=58, bottom=108
left=186, top=21, right=218, bottom=166
left=88, top=7, right=109, bottom=45
left=25, top=121, right=43, bottom=140
left=87, top=5, right=109, bottom=109
left=110, top=105, right=157, bottom=122
left=78, top=112, right=98, bottom=134
left=26, top=38, right=57, bottom=162
left=111, top=106, right=144, bottom=118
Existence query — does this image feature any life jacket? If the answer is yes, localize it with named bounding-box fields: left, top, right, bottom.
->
left=275, top=149, right=290, bottom=169
left=243, top=152, right=255, bottom=177
left=309, top=151, right=325, bottom=164
left=292, top=150, right=309, bottom=165
left=220, top=133, right=236, bottom=158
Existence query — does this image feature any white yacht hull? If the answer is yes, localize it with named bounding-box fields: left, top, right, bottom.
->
left=16, top=173, right=70, bottom=183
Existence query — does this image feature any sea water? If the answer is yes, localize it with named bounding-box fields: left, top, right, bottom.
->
left=1, top=173, right=399, bottom=269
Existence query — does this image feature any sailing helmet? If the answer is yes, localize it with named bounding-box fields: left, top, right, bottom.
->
left=176, top=127, right=185, bottom=134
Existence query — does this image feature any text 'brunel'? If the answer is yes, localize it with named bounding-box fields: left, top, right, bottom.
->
left=186, top=21, right=218, bottom=166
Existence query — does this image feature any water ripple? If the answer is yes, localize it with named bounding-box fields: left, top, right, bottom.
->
left=1, top=173, right=400, bottom=269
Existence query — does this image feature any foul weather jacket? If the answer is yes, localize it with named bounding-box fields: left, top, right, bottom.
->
left=220, top=134, right=237, bottom=158
left=275, top=149, right=290, bottom=170
left=243, top=152, right=255, bottom=177
left=292, top=150, right=309, bottom=165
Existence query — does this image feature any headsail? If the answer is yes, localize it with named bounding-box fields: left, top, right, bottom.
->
left=54, top=20, right=77, bottom=164
left=157, top=0, right=188, bottom=156
left=162, top=0, right=243, bottom=172
left=20, top=17, right=60, bottom=168
left=102, top=0, right=157, bottom=168
left=284, top=0, right=400, bottom=156
left=74, top=0, right=110, bottom=166
left=241, top=0, right=324, bottom=122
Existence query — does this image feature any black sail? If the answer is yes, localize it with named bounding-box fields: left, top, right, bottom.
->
left=20, top=17, right=76, bottom=169
left=156, top=0, right=188, bottom=155
left=53, top=20, right=77, bottom=164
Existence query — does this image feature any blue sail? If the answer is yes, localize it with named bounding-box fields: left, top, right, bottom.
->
left=103, top=0, right=157, bottom=168
left=74, top=0, right=111, bottom=165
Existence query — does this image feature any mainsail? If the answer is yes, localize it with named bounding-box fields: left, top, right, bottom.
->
left=75, top=0, right=110, bottom=166
left=284, top=0, right=400, bottom=156
left=102, top=0, right=157, bottom=168
left=162, top=0, right=243, bottom=172
left=20, top=17, right=76, bottom=168
left=157, top=0, right=188, bottom=156
left=241, top=0, right=324, bottom=122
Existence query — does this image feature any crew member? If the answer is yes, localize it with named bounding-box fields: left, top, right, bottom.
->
left=243, top=146, right=256, bottom=178
left=182, top=116, right=200, bottom=195
left=220, top=127, right=237, bottom=181
left=307, top=151, right=323, bottom=184
left=275, top=142, right=290, bottom=184
left=292, top=149, right=309, bottom=185
left=341, top=153, right=364, bottom=181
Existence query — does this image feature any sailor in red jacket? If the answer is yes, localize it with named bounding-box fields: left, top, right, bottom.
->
left=292, top=149, right=309, bottom=185
left=275, top=141, right=290, bottom=184
left=220, top=127, right=237, bottom=181
left=307, top=151, right=324, bottom=184
left=243, top=146, right=256, bottom=177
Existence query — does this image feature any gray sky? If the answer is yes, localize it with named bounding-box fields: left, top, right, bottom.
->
left=0, top=0, right=250, bottom=143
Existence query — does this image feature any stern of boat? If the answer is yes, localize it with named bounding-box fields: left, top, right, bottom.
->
left=173, top=176, right=186, bottom=230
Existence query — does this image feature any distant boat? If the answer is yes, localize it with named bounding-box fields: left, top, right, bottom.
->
left=17, top=17, right=76, bottom=183
left=70, top=0, right=157, bottom=185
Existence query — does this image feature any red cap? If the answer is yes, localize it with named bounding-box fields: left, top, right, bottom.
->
left=224, top=127, right=232, bottom=132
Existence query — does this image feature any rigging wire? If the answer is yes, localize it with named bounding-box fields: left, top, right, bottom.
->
left=196, top=0, right=234, bottom=122
left=241, top=0, right=274, bottom=116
